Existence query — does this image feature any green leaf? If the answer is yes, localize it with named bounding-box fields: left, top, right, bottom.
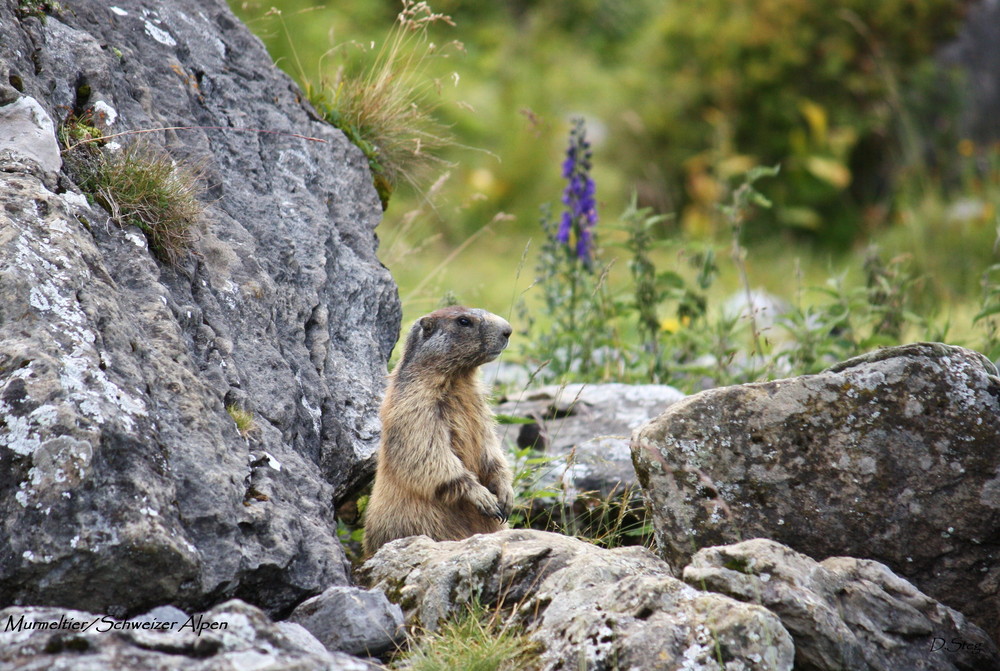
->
left=656, top=271, right=686, bottom=289
left=496, top=414, right=538, bottom=425
left=973, top=305, right=1000, bottom=323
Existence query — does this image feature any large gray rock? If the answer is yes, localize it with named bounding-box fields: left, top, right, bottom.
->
left=0, top=600, right=377, bottom=670
left=359, top=530, right=795, bottom=670
left=0, top=0, right=399, bottom=617
left=289, top=586, right=404, bottom=657
left=632, top=343, right=1000, bottom=639
left=526, top=546, right=794, bottom=671
left=684, top=539, right=1000, bottom=671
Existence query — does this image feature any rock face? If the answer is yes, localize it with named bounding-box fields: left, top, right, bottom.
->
left=0, top=0, right=399, bottom=618
left=0, top=600, right=377, bottom=670
left=684, top=539, right=1000, bottom=671
left=360, top=530, right=796, bottom=671
left=632, top=343, right=1000, bottom=638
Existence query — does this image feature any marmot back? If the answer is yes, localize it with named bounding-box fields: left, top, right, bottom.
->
left=362, top=306, right=515, bottom=556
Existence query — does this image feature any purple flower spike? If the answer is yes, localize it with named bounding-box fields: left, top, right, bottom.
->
left=557, top=117, right=599, bottom=264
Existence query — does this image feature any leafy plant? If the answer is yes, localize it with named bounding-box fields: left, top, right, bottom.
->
left=521, top=118, right=624, bottom=380
left=975, top=260, right=1000, bottom=362
left=57, top=111, right=103, bottom=149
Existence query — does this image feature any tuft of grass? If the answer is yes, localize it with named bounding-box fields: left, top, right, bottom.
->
left=392, top=601, right=539, bottom=671
left=303, top=0, right=460, bottom=209
left=226, top=405, right=258, bottom=438
left=68, top=140, right=203, bottom=265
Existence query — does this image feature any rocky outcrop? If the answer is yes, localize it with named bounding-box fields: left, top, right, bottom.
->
left=0, top=0, right=399, bottom=618
left=496, top=383, right=684, bottom=498
left=0, top=600, right=378, bottom=670
left=632, top=343, right=1000, bottom=638
left=360, top=530, right=796, bottom=671
left=684, top=539, right=1000, bottom=671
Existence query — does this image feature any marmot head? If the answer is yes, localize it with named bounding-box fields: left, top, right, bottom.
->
left=397, top=306, right=512, bottom=376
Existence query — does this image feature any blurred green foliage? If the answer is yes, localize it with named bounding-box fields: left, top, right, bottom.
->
left=230, top=0, right=1000, bottom=340
left=230, top=0, right=970, bottom=246
left=620, top=0, right=971, bottom=248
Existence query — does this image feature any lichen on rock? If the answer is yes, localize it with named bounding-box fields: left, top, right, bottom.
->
left=0, top=0, right=399, bottom=619
left=632, top=342, right=1000, bottom=640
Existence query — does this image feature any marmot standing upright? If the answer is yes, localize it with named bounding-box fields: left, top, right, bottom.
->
left=362, top=306, right=516, bottom=556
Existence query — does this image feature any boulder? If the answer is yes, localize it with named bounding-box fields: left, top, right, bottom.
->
left=359, top=529, right=795, bottom=670
left=496, top=383, right=685, bottom=499
left=0, top=0, right=399, bottom=617
left=289, top=586, right=404, bottom=657
left=684, top=539, right=1000, bottom=671
left=632, top=343, right=1000, bottom=638
left=0, top=600, right=377, bottom=670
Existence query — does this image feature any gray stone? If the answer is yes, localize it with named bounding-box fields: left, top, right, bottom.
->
left=0, top=0, right=399, bottom=618
left=360, top=529, right=795, bottom=670
left=632, top=343, right=1000, bottom=639
left=683, top=539, right=1000, bottom=671
left=129, top=605, right=190, bottom=629
left=0, top=95, right=61, bottom=173
left=289, top=585, right=404, bottom=657
left=527, top=546, right=794, bottom=671
left=359, top=530, right=603, bottom=631
left=497, top=383, right=685, bottom=498
left=275, top=621, right=332, bottom=658
left=0, top=600, right=378, bottom=670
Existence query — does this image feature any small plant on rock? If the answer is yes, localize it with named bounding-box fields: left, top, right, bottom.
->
left=67, top=139, right=203, bottom=265
left=57, top=110, right=103, bottom=149
left=16, top=0, right=62, bottom=21
left=392, top=600, right=539, bottom=671
left=226, top=405, right=258, bottom=439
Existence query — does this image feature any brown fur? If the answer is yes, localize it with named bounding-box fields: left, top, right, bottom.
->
left=362, top=306, right=515, bottom=556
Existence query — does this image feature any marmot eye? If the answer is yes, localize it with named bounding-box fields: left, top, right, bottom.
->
left=457, top=316, right=473, bottom=327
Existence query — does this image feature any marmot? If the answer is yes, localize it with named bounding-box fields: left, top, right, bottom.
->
left=362, top=306, right=515, bottom=556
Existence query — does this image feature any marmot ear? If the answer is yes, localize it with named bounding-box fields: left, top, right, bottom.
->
left=419, top=316, right=436, bottom=338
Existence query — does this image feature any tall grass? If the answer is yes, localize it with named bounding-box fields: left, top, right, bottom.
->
left=300, top=1, right=461, bottom=209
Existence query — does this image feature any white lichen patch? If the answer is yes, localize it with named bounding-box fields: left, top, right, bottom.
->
left=143, top=21, right=177, bottom=47
left=110, top=6, right=128, bottom=15
left=61, top=190, right=91, bottom=211
left=91, top=100, right=118, bottom=126
left=16, top=436, right=94, bottom=508
left=2, top=189, right=149, bottom=465
left=262, top=452, right=282, bottom=472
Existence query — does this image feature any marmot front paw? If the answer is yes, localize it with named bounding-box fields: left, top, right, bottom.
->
left=471, top=486, right=505, bottom=521
left=496, top=483, right=515, bottom=522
